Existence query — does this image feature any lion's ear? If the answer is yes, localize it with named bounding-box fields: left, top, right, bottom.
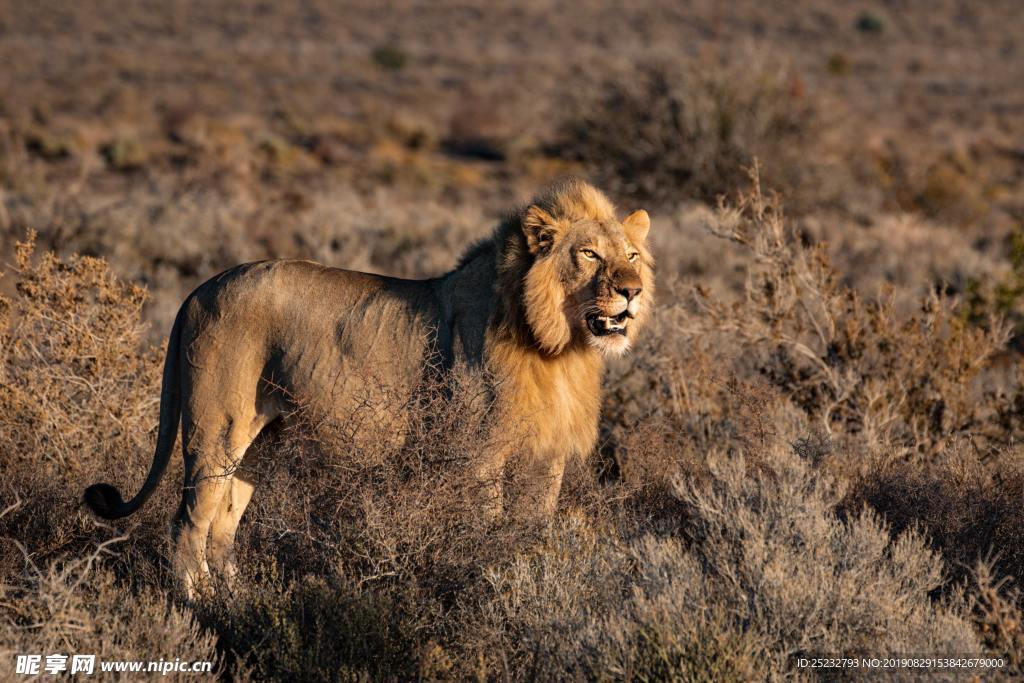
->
left=523, top=205, right=559, bottom=254
left=622, top=210, right=650, bottom=242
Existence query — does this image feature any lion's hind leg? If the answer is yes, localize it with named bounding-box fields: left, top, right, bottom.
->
left=171, top=437, right=231, bottom=600
left=207, top=453, right=258, bottom=585
left=172, top=404, right=272, bottom=599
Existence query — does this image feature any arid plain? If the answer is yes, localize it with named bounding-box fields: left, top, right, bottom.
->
left=3, top=1, right=1024, bottom=679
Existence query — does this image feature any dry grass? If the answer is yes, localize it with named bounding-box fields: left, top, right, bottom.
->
left=0, top=526, right=224, bottom=682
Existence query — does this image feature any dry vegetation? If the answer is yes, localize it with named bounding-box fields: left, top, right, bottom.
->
left=3, top=0, right=1024, bottom=680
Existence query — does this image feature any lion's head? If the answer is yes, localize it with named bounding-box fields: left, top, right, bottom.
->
left=499, top=179, right=655, bottom=357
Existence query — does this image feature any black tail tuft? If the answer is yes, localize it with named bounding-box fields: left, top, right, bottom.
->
left=83, top=483, right=129, bottom=520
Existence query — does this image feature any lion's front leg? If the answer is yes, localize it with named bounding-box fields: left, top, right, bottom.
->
left=513, top=451, right=569, bottom=521
left=474, top=448, right=508, bottom=522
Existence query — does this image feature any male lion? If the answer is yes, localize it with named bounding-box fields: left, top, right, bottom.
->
left=85, top=178, right=654, bottom=597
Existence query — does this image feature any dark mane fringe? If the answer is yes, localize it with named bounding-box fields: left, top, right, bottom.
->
left=453, top=176, right=616, bottom=273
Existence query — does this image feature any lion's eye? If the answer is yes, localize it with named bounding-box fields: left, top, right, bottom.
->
left=627, top=252, right=640, bottom=262
left=580, top=248, right=599, bottom=260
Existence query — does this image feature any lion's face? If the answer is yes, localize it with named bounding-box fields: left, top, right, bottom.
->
left=521, top=205, right=653, bottom=356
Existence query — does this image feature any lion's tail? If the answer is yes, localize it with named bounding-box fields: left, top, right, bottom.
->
left=84, top=301, right=186, bottom=520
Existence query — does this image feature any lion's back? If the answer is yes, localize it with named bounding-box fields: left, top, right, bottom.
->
left=181, top=259, right=444, bottom=425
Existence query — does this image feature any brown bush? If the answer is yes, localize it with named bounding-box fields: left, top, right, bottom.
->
left=554, top=57, right=815, bottom=207
left=0, top=234, right=172, bottom=589
left=0, top=231, right=161, bottom=467
left=974, top=559, right=1024, bottom=674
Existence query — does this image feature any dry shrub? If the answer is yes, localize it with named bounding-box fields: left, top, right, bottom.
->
left=240, top=367, right=523, bottom=580
left=0, top=515, right=223, bottom=681
left=0, top=231, right=161, bottom=467
left=848, top=446, right=1024, bottom=597
left=475, top=513, right=752, bottom=680
left=872, top=142, right=994, bottom=227
left=663, top=171, right=1024, bottom=639
left=690, top=166, right=1008, bottom=459
left=0, top=238, right=213, bottom=677
left=203, top=572, right=423, bottom=681
left=0, top=233, right=171, bottom=586
left=973, top=560, right=1024, bottom=675
left=668, top=448, right=978, bottom=666
left=0, top=237, right=234, bottom=678
left=555, top=56, right=815, bottom=206
left=476, top=445, right=982, bottom=680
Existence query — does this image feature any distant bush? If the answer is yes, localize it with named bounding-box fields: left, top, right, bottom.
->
left=101, top=137, right=148, bottom=171
left=855, top=12, right=886, bottom=34
left=874, top=145, right=992, bottom=226
left=555, top=58, right=815, bottom=206
left=372, top=45, right=409, bottom=71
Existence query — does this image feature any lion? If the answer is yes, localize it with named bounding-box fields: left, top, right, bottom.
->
left=84, top=178, right=654, bottom=597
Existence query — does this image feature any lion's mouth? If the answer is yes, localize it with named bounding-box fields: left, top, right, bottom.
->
left=586, top=311, right=630, bottom=337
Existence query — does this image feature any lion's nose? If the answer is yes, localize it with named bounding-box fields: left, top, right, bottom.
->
left=616, top=285, right=642, bottom=301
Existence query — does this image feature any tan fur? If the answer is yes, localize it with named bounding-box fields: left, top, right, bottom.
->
left=84, top=178, right=655, bottom=598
